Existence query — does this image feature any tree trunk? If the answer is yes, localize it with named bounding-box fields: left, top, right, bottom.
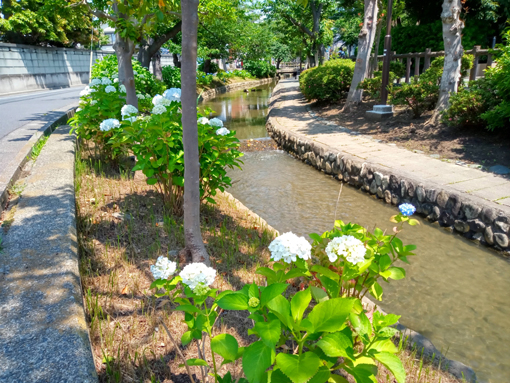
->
left=137, top=22, right=182, bottom=69
left=203, top=58, right=212, bottom=74
left=137, top=37, right=153, bottom=68
left=173, top=53, right=182, bottom=68
left=344, top=0, right=379, bottom=111
left=434, top=0, right=464, bottom=115
left=276, top=59, right=281, bottom=69
left=371, top=16, right=384, bottom=77
left=114, top=34, right=138, bottom=108
left=152, top=50, right=163, bottom=80
left=181, top=0, right=210, bottom=265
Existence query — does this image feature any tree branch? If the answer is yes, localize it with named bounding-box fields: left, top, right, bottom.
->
left=70, top=0, right=117, bottom=22
left=282, top=14, right=314, bottom=38
left=148, top=21, right=183, bottom=57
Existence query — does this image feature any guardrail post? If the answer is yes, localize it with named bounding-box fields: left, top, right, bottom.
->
left=470, top=45, right=480, bottom=81
left=487, top=36, right=496, bottom=66
left=406, top=56, right=412, bottom=83
left=414, top=55, right=420, bottom=76
left=423, top=48, right=431, bottom=71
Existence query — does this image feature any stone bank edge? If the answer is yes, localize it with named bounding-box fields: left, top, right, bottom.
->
left=198, top=77, right=276, bottom=102
left=266, top=107, right=510, bottom=256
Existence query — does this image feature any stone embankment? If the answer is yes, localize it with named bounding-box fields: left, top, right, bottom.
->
left=199, top=77, right=275, bottom=102
left=267, top=80, right=510, bottom=254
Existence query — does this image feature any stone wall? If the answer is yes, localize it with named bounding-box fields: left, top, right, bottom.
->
left=266, top=118, right=510, bottom=254
left=199, top=77, right=276, bottom=102
left=0, top=43, right=174, bottom=95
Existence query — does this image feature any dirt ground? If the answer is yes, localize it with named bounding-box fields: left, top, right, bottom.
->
left=311, top=99, right=510, bottom=168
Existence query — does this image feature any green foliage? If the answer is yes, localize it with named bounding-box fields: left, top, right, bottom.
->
left=441, top=78, right=498, bottom=128
left=198, top=61, right=220, bottom=74
left=91, top=55, right=166, bottom=98
left=358, top=71, right=397, bottom=100
left=197, top=71, right=215, bottom=86
left=299, top=59, right=355, bottom=102
left=378, top=60, right=406, bottom=79
left=153, top=209, right=419, bottom=383
left=243, top=61, right=277, bottom=78
left=162, top=65, right=181, bottom=89
left=391, top=55, right=473, bottom=118
left=480, top=29, right=510, bottom=130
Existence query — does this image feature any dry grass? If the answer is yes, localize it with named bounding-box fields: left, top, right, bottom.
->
left=75, top=143, right=464, bottom=383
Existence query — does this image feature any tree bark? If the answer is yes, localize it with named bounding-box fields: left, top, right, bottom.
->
left=137, top=22, right=182, bottom=68
left=173, top=53, right=182, bottom=68
left=344, top=0, right=379, bottom=111
left=434, top=0, right=464, bottom=115
left=152, top=50, right=163, bottom=80
left=371, top=14, right=384, bottom=77
left=181, top=0, right=210, bottom=265
left=203, top=58, right=212, bottom=74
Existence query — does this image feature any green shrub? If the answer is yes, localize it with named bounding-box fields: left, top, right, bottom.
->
left=378, top=60, right=406, bottom=79
left=243, top=60, right=277, bottom=78
left=480, top=29, right=510, bottom=130
left=441, top=77, right=498, bottom=128
left=391, top=55, right=473, bottom=118
left=162, top=65, right=181, bottom=88
left=198, top=60, right=220, bottom=74
left=359, top=71, right=397, bottom=100
left=92, top=55, right=166, bottom=98
left=299, top=59, right=355, bottom=102
left=197, top=71, right=215, bottom=86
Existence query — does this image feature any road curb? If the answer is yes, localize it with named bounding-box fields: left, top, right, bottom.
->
left=0, top=103, right=78, bottom=215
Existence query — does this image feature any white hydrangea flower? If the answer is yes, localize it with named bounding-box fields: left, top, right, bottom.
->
left=133, top=71, right=138, bottom=75
left=122, top=116, right=137, bottom=123
left=150, top=256, right=177, bottom=280
left=268, top=232, right=311, bottom=263
left=209, top=118, right=224, bottom=127
left=90, top=100, right=98, bottom=105
left=99, top=118, right=121, bottom=132
left=138, top=74, right=145, bottom=79
left=216, top=127, right=230, bottom=136
left=101, top=77, right=112, bottom=85
left=119, top=84, right=126, bottom=93
left=80, top=86, right=92, bottom=97
left=325, top=235, right=366, bottom=265
left=198, top=117, right=210, bottom=125
left=137, top=94, right=145, bottom=99
left=114, top=78, right=119, bottom=83
left=180, top=263, right=217, bottom=289
left=89, top=78, right=101, bottom=87
left=163, top=88, right=181, bottom=102
left=76, top=107, right=82, bottom=112
left=121, top=104, right=138, bottom=116
left=152, top=94, right=171, bottom=106
left=105, top=85, right=116, bottom=93
left=112, top=73, right=119, bottom=79
left=152, top=104, right=167, bottom=115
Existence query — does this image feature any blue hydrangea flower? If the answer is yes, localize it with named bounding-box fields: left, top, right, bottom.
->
left=399, top=203, right=416, bottom=216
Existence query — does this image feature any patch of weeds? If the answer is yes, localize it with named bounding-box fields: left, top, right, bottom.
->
left=9, top=182, right=25, bottom=197
left=30, top=134, right=50, bottom=160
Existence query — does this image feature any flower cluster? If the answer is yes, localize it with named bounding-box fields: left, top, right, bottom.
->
left=179, top=263, right=217, bottom=289
left=399, top=203, right=416, bottom=217
left=268, top=232, right=311, bottom=263
left=150, top=256, right=177, bottom=280
left=209, top=118, right=224, bottom=127
left=105, top=85, right=116, bottom=93
left=163, top=88, right=181, bottom=103
left=249, top=297, right=260, bottom=308
left=326, top=235, right=366, bottom=265
left=198, top=117, right=210, bottom=125
left=99, top=118, right=121, bottom=132
left=119, top=84, right=126, bottom=93
left=216, top=127, right=230, bottom=136
left=152, top=95, right=172, bottom=107
left=89, top=78, right=101, bottom=87
left=101, top=77, right=112, bottom=85
left=193, top=283, right=211, bottom=297
left=121, top=104, right=138, bottom=117
left=137, top=94, right=145, bottom=99
left=80, top=86, right=94, bottom=97
left=152, top=105, right=167, bottom=115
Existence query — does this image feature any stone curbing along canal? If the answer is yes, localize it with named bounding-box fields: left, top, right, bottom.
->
left=267, top=79, right=510, bottom=254
left=199, top=77, right=276, bottom=103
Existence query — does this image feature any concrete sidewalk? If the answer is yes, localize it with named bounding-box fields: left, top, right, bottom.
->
left=270, top=79, right=510, bottom=207
left=268, top=79, right=510, bottom=251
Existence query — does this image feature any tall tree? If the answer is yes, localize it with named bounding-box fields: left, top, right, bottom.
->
left=344, top=0, right=379, bottom=110
left=434, top=0, right=465, bottom=116
left=181, top=0, right=210, bottom=264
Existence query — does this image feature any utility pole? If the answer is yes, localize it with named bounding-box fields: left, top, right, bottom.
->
left=380, top=0, right=393, bottom=104
left=88, top=26, right=94, bottom=82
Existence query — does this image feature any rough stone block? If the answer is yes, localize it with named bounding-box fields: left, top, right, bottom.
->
left=463, top=202, right=482, bottom=220
left=436, top=191, right=449, bottom=208
left=384, top=190, right=392, bottom=204
left=468, top=219, right=485, bottom=232
left=495, top=233, right=509, bottom=248
left=454, top=220, right=470, bottom=233
left=416, top=184, right=425, bottom=202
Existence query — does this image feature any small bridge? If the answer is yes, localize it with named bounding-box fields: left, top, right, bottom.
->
left=276, top=63, right=302, bottom=74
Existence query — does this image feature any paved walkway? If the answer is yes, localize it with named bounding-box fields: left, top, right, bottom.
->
left=270, top=79, right=510, bottom=209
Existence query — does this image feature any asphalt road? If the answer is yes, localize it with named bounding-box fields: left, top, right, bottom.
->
left=0, top=86, right=84, bottom=140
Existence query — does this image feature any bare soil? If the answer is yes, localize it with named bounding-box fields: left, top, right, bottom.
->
left=311, top=99, right=510, bottom=168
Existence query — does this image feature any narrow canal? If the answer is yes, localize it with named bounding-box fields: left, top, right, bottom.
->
left=202, top=82, right=510, bottom=383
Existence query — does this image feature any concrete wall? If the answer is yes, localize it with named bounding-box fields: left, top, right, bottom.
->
left=0, top=43, right=175, bottom=95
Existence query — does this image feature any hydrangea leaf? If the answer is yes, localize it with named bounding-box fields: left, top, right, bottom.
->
left=242, top=341, right=273, bottom=383
left=254, top=319, right=281, bottom=348
left=291, top=288, right=311, bottom=323
left=373, top=352, right=406, bottom=383
left=275, top=352, right=321, bottom=383
left=307, top=298, right=355, bottom=333
left=211, top=334, right=239, bottom=361
left=260, top=283, right=288, bottom=307
left=343, top=364, right=377, bottom=383
left=316, top=332, right=355, bottom=360
left=216, top=292, right=249, bottom=310
left=267, top=295, right=293, bottom=329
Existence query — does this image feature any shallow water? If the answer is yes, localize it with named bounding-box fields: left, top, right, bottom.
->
left=213, top=83, right=510, bottom=382
left=200, top=82, right=275, bottom=139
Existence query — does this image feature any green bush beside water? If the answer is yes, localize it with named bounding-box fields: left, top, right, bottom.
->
left=243, top=60, right=277, bottom=78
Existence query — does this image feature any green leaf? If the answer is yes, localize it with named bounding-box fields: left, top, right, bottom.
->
left=369, top=281, right=383, bottom=301
left=249, top=283, right=260, bottom=298
left=256, top=267, right=277, bottom=282
left=307, top=298, right=355, bottom=333
left=387, top=267, right=406, bottom=280
left=284, top=268, right=307, bottom=280
left=254, top=320, right=281, bottom=348
left=308, top=366, right=331, bottom=383
left=378, top=254, right=392, bottom=271
left=270, top=369, right=292, bottom=383
left=267, top=295, right=293, bottom=329
left=181, top=358, right=208, bottom=367
left=181, top=331, right=193, bottom=346
left=349, top=311, right=371, bottom=341
left=317, top=275, right=339, bottom=298
left=328, top=375, right=349, bottom=383
left=311, top=265, right=339, bottom=281
left=217, top=293, right=249, bottom=310
left=408, top=219, right=420, bottom=226
left=176, top=304, right=199, bottom=314
left=242, top=341, right=273, bottom=383
left=317, top=332, right=354, bottom=360
left=374, top=352, right=406, bottom=383
left=291, top=288, right=311, bottom=323
left=343, top=364, right=377, bottom=383
left=211, top=334, right=239, bottom=361
left=310, top=286, right=329, bottom=303
left=261, top=283, right=288, bottom=307
left=368, top=340, right=398, bottom=354
left=276, top=352, right=321, bottom=383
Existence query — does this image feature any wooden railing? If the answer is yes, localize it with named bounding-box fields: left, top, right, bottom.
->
left=375, top=46, right=500, bottom=83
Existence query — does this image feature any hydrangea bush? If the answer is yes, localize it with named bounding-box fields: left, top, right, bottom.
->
left=150, top=205, right=420, bottom=383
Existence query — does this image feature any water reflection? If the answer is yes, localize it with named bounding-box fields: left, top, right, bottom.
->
left=201, top=82, right=276, bottom=140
